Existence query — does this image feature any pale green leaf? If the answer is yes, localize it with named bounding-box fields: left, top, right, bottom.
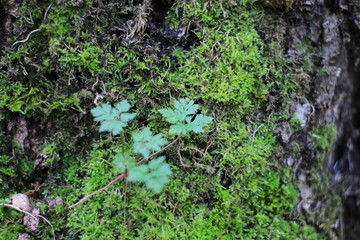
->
left=126, top=157, right=171, bottom=193
left=144, top=157, right=171, bottom=193
left=127, top=165, right=148, bottom=182
left=159, top=98, right=212, bottom=134
left=99, top=120, right=127, bottom=135
left=112, top=152, right=136, bottom=173
left=91, top=100, right=137, bottom=135
left=169, top=123, right=189, bottom=134
left=158, top=109, right=180, bottom=124
left=91, top=104, right=118, bottom=121
left=188, top=115, right=213, bottom=133
left=132, top=128, right=168, bottom=158
left=114, top=100, right=131, bottom=113
left=148, top=156, right=166, bottom=169
left=120, top=113, right=137, bottom=122
left=175, top=98, right=198, bottom=115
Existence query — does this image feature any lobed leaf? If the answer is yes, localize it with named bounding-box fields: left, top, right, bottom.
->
left=90, top=100, right=136, bottom=135
left=132, top=128, right=168, bottom=158
left=91, top=104, right=117, bottom=122
left=144, top=157, right=172, bottom=193
left=188, top=114, right=213, bottom=133
left=159, top=98, right=212, bottom=134
left=112, top=152, right=136, bottom=173
left=127, top=165, right=148, bottom=182
left=158, top=108, right=182, bottom=124
left=126, top=157, right=172, bottom=193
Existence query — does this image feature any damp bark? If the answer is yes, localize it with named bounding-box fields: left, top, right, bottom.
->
left=289, top=0, right=360, bottom=239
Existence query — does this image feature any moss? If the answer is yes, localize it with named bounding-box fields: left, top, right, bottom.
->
left=0, top=0, right=336, bottom=239
left=260, top=0, right=294, bottom=10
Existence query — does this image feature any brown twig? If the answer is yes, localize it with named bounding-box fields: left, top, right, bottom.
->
left=68, top=173, right=125, bottom=209
left=136, top=136, right=180, bottom=166
left=68, top=136, right=180, bottom=209
left=123, top=179, right=128, bottom=226
left=0, top=203, right=55, bottom=240
left=177, top=146, right=190, bottom=168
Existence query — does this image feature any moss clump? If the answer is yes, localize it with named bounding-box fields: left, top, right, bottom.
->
left=260, top=0, right=294, bottom=10
left=0, top=0, right=334, bottom=239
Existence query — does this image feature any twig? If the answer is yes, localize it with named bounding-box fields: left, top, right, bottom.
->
left=12, top=3, right=53, bottom=47
left=123, top=179, right=128, bottom=226
left=136, top=136, right=180, bottom=166
left=177, top=146, right=190, bottom=168
left=12, top=29, right=41, bottom=47
left=0, top=203, right=55, bottom=240
left=43, top=3, right=53, bottom=21
left=68, top=173, right=125, bottom=209
left=0, top=203, right=37, bottom=219
left=69, top=136, right=180, bottom=209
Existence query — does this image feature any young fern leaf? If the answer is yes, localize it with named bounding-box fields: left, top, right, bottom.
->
left=127, top=157, right=171, bottom=193
left=132, top=128, right=168, bottom=158
left=69, top=98, right=212, bottom=208
left=159, top=98, right=212, bottom=134
left=90, top=100, right=136, bottom=135
left=145, top=157, right=172, bottom=193
left=113, top=152, right=136, bottom=173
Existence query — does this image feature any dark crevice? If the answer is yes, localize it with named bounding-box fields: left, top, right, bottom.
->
left=288, top=0, right=360, bottom=239
left=0, top=4, right=10, bottom=54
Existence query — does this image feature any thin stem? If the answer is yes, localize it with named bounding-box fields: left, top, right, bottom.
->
left=0, top=203, right=55, bottom=240
left=68, top=136, right=180, bottom=209
left=123, top=178, right=128, bottom=226
left=43, top=3, right=53, bottom=21
left=68, top=173, right=125, bottom=209
left=136, top=136, right=180, bottom=166
left=12, top=29, right=41, bottom=47
left=121, top=131, right=125, bottom=157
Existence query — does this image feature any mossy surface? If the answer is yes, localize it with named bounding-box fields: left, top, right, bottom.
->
left=0, top=0, right=336, bottom=239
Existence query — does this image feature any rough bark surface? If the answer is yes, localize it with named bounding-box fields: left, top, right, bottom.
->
left=289, top=0, right=360, bottom=239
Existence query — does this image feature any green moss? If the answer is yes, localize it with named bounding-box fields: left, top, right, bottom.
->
left=260, top=0, right=294, bottom=9
left=0, top=0, right=335, bottom=239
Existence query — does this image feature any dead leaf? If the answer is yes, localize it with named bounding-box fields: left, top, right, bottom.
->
left=45, top=196, right=63, bottom=209
left=23, top=208, right=40, bottom=233
left=11, top=194, right=31, bottom=212
left=18, top=233, right=31, bottom=240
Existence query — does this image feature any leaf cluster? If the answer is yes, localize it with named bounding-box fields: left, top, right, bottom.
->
left=159, top=98, right=212, bottom=134
left=91, top=98, right=212, bottom=193
left=90, top=100, right=136, bottom=135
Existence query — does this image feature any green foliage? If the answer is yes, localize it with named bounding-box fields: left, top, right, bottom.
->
left=311, top=124, right=337, bottom=151
left=113, top=152, right=136, bottom=173
left=91, top=100, right=137, bottom=135
left=91, top=98, right=211, bottom=194
left=260, top=0, right=294, bottom=9
left=159, top=98, right=212, bottom=134
left=132, top=128, right=167, bottom=158
left=127, top=157, right=172, bottom=193
left=0, top=0, right=336, bottom=239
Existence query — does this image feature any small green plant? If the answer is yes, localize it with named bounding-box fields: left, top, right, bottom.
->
left=69, top=98, right=212, bottom=208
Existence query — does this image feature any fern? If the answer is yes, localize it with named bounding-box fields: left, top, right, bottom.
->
left=159, top=98, right=213, bottom=134
left=70, top=98, right=212, bottom=208
left=90, top=100, right=137, bottom=135
left=132, top=128, right=168, bottom=159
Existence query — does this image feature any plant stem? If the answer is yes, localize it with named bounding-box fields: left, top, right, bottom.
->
left=68, top=173, right=125, bottom=209
left=0, top=203, right=55, bottom=240
left=136, top=136, right=180, bottom=165
left=121, top=131, right=125, bottom=157
left=123, top=178, right=128, bottom=226
left=68, top=136, right=180, bottom=209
